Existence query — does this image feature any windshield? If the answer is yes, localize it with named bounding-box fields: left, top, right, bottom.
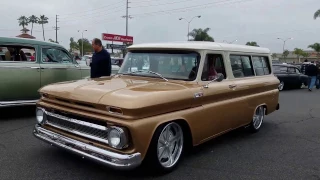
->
left=119, top=50, right=200, bottom=81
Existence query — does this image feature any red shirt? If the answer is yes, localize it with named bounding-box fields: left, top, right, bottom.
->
left=208, top=66, right=217, bottom=80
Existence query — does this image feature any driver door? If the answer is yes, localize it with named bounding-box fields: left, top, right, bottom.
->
left=196, top=52, right=240, bottom=139
left=288, top=67, right=299, bottom=86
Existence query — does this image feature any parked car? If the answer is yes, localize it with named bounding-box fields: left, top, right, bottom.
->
left=111, top=57, right=124, bottom=67
left=33, top=42, right=280, bottom=173
left=77, top=55, right=120, bottom=74
left=273, top=64, right=308, bottom=91
left=0, top=37, right=91, bottom=107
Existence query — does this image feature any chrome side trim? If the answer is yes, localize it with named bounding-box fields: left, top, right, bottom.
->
left=0, top=100, right=38, bottom=107
left=33, top=125, right=142, bottom=169
left=45, top=110, right=107, bottom=131
left=0, top=66, right=39, bottom=69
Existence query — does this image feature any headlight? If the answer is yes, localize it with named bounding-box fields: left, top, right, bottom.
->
left=36, top=108, right=46, bottom=124
left=107, top=127, right=128, bottom=149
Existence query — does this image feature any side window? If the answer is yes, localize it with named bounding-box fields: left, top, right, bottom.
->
left=201, top=54, right=226, bottom=81
left=0, top=45, right=36, bottom=62
left=280, top=67, right=287, bottom=72
left=288, top=67, right=296, bottom=73
left=41, top=48, right=72, bottom=64
left=261, top=57, right=271, bottom=75
left=252, top=56, right=271, bottom=76
left=230, top=55, right=254, bottom=78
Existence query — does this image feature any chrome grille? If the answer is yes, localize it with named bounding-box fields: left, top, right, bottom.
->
left=44, top=111, right=109, bottom=144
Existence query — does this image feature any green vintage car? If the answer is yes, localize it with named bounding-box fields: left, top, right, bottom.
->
left=0, top=37, right=91, bottom=107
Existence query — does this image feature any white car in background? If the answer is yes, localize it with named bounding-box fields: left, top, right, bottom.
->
left=77, top=55, right=120, bottom=75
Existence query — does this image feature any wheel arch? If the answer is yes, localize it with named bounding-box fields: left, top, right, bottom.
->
left=253, top=103, right=267, bottom=116
left=145, top=119, right=193, bottom=155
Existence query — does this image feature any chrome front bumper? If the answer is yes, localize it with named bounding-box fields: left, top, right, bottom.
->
left=33, top=125, right=142, bottom=170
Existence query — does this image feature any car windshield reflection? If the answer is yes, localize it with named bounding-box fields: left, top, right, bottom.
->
left=118, top=51, right=200, bottom=81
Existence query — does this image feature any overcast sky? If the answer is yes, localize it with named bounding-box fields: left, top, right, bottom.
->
left=0, top=0, right=319, bottom=53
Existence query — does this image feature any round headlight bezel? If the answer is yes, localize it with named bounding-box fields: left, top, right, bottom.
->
left=107, top=126, right=128, bottom=149
left=36, top=108, right=46, bottom=124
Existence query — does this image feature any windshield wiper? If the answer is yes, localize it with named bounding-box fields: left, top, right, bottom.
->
left=129, top=70, right=168, bottom=81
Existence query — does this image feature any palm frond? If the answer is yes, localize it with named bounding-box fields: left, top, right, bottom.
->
left=314, top=9, right=320, bottom=19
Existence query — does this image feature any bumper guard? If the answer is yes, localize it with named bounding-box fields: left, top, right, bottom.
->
left=33, top=125, right=142, bottom=170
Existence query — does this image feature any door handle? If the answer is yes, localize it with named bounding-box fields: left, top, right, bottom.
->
left=229, top=84, right=237, bottom=89
left=30, top=67, right=40, bottom=69
left=30, top=67, right=45, bottom=69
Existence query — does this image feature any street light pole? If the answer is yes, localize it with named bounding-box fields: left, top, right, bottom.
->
left=179, top=15, right=201, bottom=41
left=277, top=37, right=293, bottom=62
left=78, top=30, right=87, bottom=57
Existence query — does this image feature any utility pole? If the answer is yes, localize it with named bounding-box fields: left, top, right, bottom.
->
left=126, top=0, right=129, bottom=36
left=122, top=0, right=133, bottom=36
left=122, top=0, right=132, bottom=57
left=78, top=30, right=87, bottom=57
left=53, top=15, right=60, bottom=43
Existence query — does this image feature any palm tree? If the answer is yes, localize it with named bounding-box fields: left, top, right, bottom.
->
left=38, top=15, right=49, bottom=41
left=314, top=9, right=320, bottom=19
left=246, top=41, right=259, bottom=47
left=29, top=15, right=39, bottom=36
left=293, top=48, right=304, bottom=63
left=188, top=28, right=214, bottom=42
left=17, top=16, right=29, bottom=29
left=308, top=43, right=320, bottom=60
left=271, top=53, right=277, bottom=59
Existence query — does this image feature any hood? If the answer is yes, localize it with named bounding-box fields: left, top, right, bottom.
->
left=40, top=76, right=197, bottom=118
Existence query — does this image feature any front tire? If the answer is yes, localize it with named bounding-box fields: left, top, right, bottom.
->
left=144, top=122, right=184, bottom=173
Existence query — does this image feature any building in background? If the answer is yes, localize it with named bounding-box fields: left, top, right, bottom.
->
left=274, top=50, right=319, bottom=63
left=16, top=28, right=36, bottom=39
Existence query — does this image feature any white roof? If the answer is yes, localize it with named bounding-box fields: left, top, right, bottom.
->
left=128, top=41, right=270, bottom=54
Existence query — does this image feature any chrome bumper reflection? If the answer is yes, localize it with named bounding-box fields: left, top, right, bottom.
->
left=33, top=125, right=142, bottom=170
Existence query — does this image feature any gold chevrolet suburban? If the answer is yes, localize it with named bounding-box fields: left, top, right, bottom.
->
left=33, top=42, right=280, bottom=172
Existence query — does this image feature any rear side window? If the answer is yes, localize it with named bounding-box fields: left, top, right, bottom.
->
left=252, top=56, right=271, bottom=75
left=273, top=65, right=287, bottom=73
left=0, top=45, right=36, bottom=62
left=230, top=55, right=254, bottom=78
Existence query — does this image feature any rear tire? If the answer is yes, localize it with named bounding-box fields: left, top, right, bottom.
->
left=143, top=122, right=184, bottom=173
left=278, top=81, right=284, bottom=91
left=248, top=106, right=265, bottom=133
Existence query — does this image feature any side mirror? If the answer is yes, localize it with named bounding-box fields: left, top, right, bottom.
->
left=216, top=73, right=224, bottom=82
left=203, top=73, right=224, bottom=88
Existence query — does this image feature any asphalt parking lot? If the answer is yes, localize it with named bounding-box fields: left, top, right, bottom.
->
left=1, top=88, right=320, bottom=180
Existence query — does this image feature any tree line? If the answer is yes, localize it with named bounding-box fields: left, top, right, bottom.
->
left=17, top=15, right=49, bottom=41
left=188, top=26, right=320, bottom=62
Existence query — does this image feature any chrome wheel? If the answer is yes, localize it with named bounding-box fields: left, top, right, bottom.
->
left=278, top=81, right=284, bottom=91
left=252, top=106, right=265, bottom=130
left=157, top=122, right=183, bottom=168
